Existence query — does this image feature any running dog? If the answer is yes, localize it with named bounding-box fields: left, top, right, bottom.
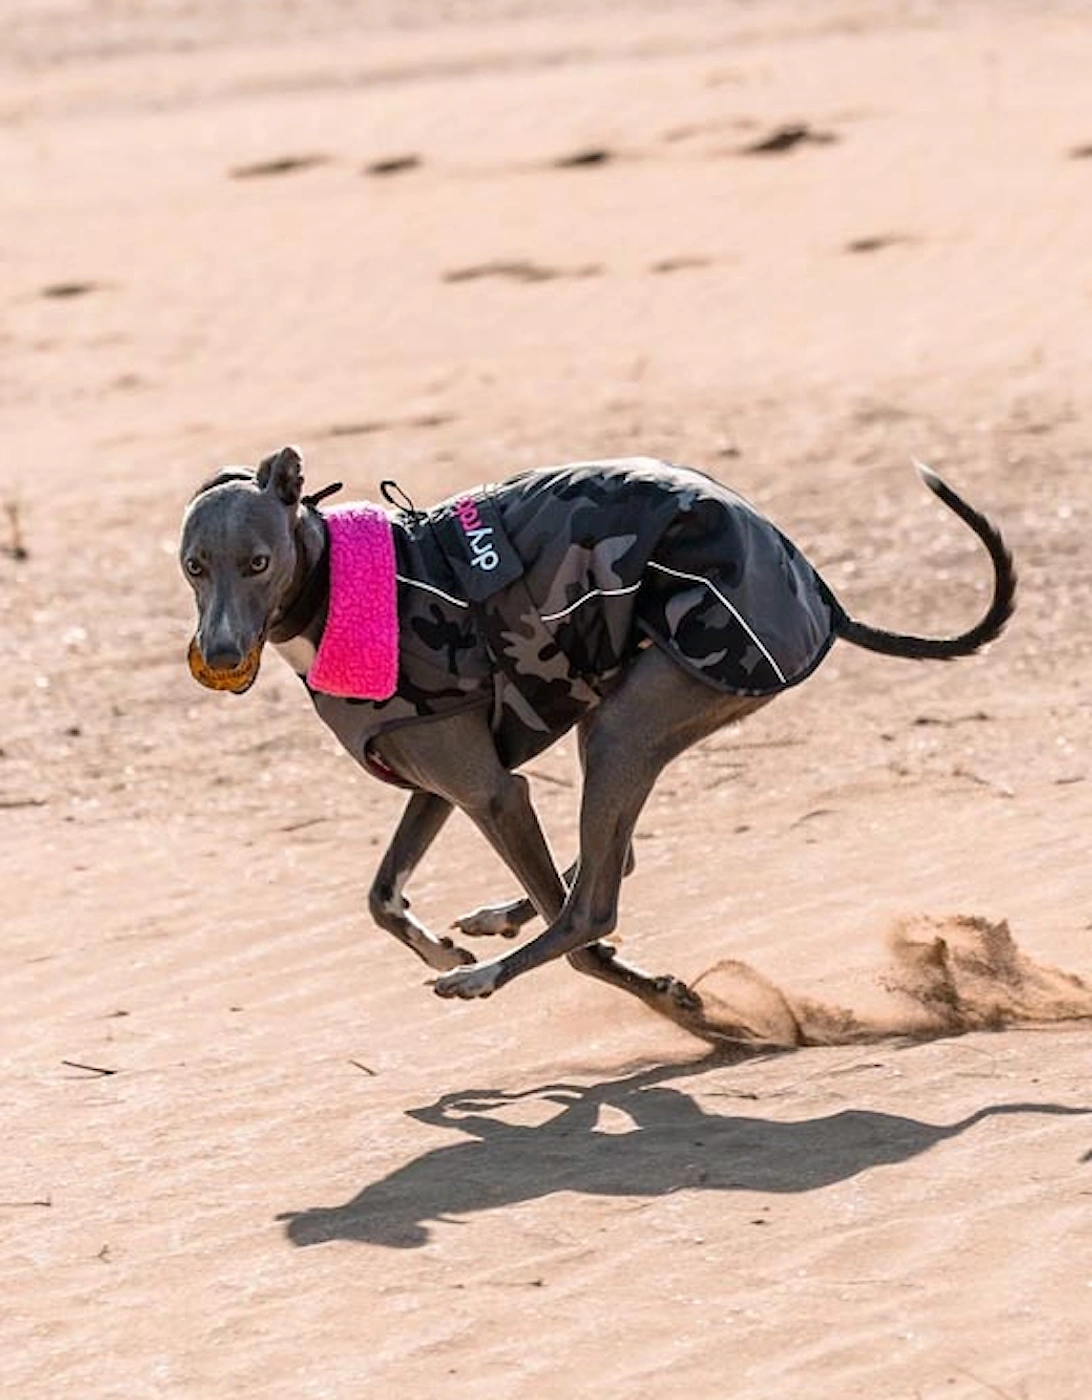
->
left=180, top=449, right=1014, bottom=1038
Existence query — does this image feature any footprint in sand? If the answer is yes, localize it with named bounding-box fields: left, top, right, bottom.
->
left=649, top=256, right=712, bottom=274
left=323, top=413, right=454, bottom=439
left=740, top=123, right=839, bottom=156
left=40, top=281, right=102, bottom=299
left=551, top=147, right=613, bottom=169
left=229, top=154, right=330, bottom=179
left=843, top=233, right=917, bottom=254
left=442, top=260, right=602, bottom=284
left=363, top=155, right=421, bottom=177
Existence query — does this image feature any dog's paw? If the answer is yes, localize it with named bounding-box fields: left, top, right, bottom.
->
left=452, top=905, right=523, bottom=940
left=433, top=961, right=505, bottom=1000
left=651, top=975, right=704, bottom=1015
left=428, top=936, right=478, bottom=971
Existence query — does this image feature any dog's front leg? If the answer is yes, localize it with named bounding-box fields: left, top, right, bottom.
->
left=451, top=716, right=633, bottom=941
left=368, top=791, right=478, bottom=972
left=418, top=768, right=571, bottom=998
left=375, top=711, right=570, bottom=997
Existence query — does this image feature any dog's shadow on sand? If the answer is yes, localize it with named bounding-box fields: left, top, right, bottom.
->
left=278, top=1053, right=1091, bottom=1248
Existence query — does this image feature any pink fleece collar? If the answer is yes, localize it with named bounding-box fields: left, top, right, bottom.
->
left=307, top=504, right=399, bottom=700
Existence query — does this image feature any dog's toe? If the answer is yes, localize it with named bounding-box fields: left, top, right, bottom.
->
left=434, top=962, right=504, bottom=1000
left=416, top=936, right=476, bottom=972
left=452, top=906, right=523, bottom=939
left=437, top=936, right=478, bottom=967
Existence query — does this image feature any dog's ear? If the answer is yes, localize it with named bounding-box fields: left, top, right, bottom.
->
left=256, top=446, right=304, bottom=506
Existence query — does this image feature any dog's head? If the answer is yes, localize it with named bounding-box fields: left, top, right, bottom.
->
left=179, top=446, right=305, bottom=694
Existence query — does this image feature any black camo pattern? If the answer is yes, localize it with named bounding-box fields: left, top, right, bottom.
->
left=308, top=458, right=843, bottom=780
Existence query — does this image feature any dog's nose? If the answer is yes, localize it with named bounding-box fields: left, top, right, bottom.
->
left=205, top=647, right=246, bottom=671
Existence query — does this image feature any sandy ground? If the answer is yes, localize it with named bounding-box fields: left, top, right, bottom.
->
left=3, top=1, right=1092, bottom=1395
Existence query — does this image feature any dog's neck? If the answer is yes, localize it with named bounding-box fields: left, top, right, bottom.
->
left=270, top=506, right=330, bottom=675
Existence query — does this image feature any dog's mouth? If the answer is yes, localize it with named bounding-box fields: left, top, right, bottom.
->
left=187, top=637, right=264, bottom=694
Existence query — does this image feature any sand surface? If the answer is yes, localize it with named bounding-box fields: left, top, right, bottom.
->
left=2, top=2, right=1091, bottom=1395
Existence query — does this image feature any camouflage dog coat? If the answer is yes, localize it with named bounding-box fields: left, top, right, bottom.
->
left=306, top=458, right=844, bottom=784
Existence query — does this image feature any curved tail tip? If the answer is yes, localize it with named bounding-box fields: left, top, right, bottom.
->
left=911, top=457, right=943, bottom=494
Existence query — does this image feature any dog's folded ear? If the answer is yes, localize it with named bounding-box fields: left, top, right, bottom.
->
left=257, top=446, right=304, bottom=506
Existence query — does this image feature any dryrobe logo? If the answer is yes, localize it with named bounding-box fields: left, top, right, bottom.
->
left=454, top=495, right=500, bottom=572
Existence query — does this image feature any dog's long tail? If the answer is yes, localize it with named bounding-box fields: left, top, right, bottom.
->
left=834, top=463, right=1016, bottom=661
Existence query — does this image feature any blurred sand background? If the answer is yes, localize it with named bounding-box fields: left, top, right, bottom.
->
left=2, top=1, right=1091, bottom=1396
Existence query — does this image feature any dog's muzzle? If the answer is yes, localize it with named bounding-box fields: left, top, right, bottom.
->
left=187, top=637, right=264, bottom=694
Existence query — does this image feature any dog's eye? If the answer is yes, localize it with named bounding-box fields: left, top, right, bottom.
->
left=248, top=554, right=270, bottom=576
left=184, top=557, right=204, bottom=578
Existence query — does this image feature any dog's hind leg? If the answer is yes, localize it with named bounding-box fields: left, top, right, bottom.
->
left=563, top=941, right=734, bottom=1041
left=451, top=869, right=573, bottom=941
left=452, top=848, right=635, bottom=940
left=452, top=717, right=634, bottom=940
left=435, top=648, right=769, bottom=1011
left=368, top=790, right=478, bottom=972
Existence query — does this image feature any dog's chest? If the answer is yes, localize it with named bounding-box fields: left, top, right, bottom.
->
left=273, top=634, right=318, bottom=676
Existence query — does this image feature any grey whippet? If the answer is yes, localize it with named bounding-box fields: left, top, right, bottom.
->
left=179, top=448, right=1014, bottom=1040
